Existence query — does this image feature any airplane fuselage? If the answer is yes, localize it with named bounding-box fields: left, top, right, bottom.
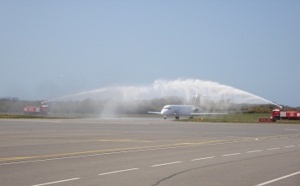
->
left=148, top=95, right=226, bottom=119
left=160, top=105, right=199, bottom=118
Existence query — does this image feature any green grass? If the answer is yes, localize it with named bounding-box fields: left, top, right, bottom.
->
left=181, top=113, right=300, bottom=124
left=0, top=114, right=77, bottom=119
left=1, top=113, right=300, bottom=124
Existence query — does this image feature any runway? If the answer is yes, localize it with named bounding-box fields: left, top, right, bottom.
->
left=0, top=118, right=299, bottom=186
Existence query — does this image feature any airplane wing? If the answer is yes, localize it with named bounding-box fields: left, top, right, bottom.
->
left=148, top=111, right=161, bottom=115
left=190, top=112, right=227, bottom=116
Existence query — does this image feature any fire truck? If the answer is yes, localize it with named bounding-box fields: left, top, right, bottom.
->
left=272, top=109, right=300, bottom=120
left=23, top=102, right=49, bottom=115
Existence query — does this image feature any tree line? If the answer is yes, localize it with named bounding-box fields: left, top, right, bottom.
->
left=1, top=97, right=299, bottom=116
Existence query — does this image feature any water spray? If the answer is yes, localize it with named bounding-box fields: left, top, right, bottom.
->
left=46, top=79, right=279, bottom=106
left=45, top=79, right=280, bottom=117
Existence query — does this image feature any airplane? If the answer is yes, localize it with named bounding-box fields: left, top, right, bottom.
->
left=148, top=95, right=226, bottom=119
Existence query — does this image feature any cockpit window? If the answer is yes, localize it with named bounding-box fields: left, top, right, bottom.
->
left=163, top=106, right=171, bottom=110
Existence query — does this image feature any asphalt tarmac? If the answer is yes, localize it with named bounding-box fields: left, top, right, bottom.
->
left=0, top=118, right=299, bottom=186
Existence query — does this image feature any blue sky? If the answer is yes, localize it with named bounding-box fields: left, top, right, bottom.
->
left=1, top=1, right=299, bottom=106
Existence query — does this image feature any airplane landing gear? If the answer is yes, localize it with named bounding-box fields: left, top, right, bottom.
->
left=175, top=116, right=180, bottom=120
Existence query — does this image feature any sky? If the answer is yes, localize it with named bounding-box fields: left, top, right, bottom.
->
left=1, top=1, right=299, bottom=106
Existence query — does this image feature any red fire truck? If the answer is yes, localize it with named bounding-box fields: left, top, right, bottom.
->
left=272, top=109, right=300, bottom=120
left=23, top=102, right=49, bottom=115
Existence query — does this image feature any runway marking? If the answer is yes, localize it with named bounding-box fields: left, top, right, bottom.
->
left=32, top=177, right=80, bottom=186
left=151, top=161, right=182, bottom=167
left=191, top=156, right=215, bottom=161
left=246, top=150, right=262, bottom=153
left=98, top=139, right=153, bottom=143
left=255, top=171, right=300, bottom=186
left=0, top=140, right=223, bottom=165
left=222, top=153, right=241, bottom=157
left=267, top=147, right=280, bottom=151
left=0, top=156, right=31, bottom=161
left=1, top=133, right=298, bottom=166
left=284, top=145, right=295, bottom=148
left=284, top=128, right=299, bottom=131
left=98, top=168, right=139, bottom=176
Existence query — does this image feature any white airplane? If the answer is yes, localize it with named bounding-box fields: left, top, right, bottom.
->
left=148, top=95, right=226, bottom=119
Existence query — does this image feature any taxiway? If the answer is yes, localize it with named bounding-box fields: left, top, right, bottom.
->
left=0, top=118, right=299, bottom=186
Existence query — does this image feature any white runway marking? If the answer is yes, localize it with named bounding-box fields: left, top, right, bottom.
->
left=267, top=147, right=280, bottom=151
left=222, top=153, right=241, bottom=157
left=98, top=168, right=139, bottom=176
left=255, top=171, right=300, bottom=186
left=191, top=156, right=215, bottom=161
left=246, top=150, right=262, bottom=153
left=32, top=177, right=80, bottom=186
left=284, top=145, right=295, bottom=148
left=2, top=134, right=298, bottom=166
left=23, top=143, right=300, bottom=186
left=284, top=128, right=298, bottom=131
left=151, top=161, right=182, bottom=167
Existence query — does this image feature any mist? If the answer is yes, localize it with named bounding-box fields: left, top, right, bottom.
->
left=45, top=79, right=279, bottom=117
left=48, top=79, right=276, bottom=103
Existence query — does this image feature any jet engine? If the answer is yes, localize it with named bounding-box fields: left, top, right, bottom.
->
left=192, top=107, right=199, bottom=112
